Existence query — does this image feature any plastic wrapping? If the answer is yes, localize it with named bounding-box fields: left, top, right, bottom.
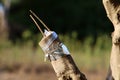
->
left=39, top=30, right=70, bottom=61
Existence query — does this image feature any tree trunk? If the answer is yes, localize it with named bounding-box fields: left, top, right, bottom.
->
left=103, top=0, right=120, bottom=80
left=0, top=4, right=8, bottom=39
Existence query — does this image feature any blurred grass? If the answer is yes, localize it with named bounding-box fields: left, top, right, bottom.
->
left=0, top=33, right=112, bottom=71
left=59, top=34, right=111, bottom=71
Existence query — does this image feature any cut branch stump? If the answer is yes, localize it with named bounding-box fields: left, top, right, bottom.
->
left=29, top=11, right=87, bottom=80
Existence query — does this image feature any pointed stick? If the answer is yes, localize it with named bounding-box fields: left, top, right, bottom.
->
left=29, top=15, right=45, bottom=37
left=29, top=10, right=50, bottom=31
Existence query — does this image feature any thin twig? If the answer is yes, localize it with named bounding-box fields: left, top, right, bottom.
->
left=29, top=15, right=45, bottom=37
left=29, top=10, right=50, bottom=31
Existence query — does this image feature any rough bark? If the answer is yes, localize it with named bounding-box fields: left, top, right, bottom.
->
left=50, top=40, right=87, bottom=80
left=103, top=0, right=120, bottom=80
left=51, top=55, right=87, bottom=80
left=39, top=36, right=87, bottom=80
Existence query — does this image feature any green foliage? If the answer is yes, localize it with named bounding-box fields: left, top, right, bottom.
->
left=94, top=35, right=112, bottom=54
left=11, top=0, right=21, bottom=4
left=0, top=34, right=111, bottom=71
left=59, top=34, right=112, bottom=55
left=8, top=0, right=114, bottom=40
left=22, top=30, right=31, bottom=40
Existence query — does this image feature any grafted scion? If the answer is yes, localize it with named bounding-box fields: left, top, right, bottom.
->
left=29, top=10, right=87, bottom=80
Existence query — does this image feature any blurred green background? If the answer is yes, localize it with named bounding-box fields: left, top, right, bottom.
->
left=9, top=0, right=113, bottom=39
left=0, top=0, right=113, bottom=80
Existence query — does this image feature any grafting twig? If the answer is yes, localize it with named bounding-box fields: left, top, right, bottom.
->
left=29, top=10, right=50, bottom=31
left=29, top=15, right=45, bottom=37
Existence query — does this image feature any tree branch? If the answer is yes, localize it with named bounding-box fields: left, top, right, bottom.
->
left=103, top=0, right=120, bottom=26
